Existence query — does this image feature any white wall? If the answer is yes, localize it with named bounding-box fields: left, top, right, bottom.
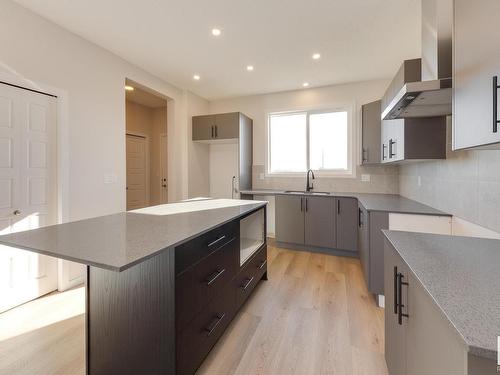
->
left=208, top=79, right=399, bottom=194
left=0, top=0, right=189, bottom=221
left=186, top=91, right=210, bottom=198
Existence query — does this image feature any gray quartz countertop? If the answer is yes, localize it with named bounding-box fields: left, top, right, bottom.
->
left=383, top=230, right=500, bottom=360
left=240, top=190, right=449, bottom=216
left=0, top=199, right=267, bottom=272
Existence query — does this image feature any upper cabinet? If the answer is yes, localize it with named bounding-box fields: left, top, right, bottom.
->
left=193, top=112, right=241, bottom=141
left=381, top=118, right=446, bottom=164
left=361, top=100, right=382, bottom=164
left=453, top=0, right=500, bottom=150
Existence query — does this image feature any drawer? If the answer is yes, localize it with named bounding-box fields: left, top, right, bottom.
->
left=176, top=282, right=235, bottom=375
left=234, top=245, right=267, bottom=310
left=176, top=237, right=238, bottom=331
left=175, top=220, right=239, bottom=275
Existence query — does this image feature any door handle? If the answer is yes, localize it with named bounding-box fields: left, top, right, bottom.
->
left=382, top=144, right=387, bottom=160
left=494, top=76, right=499, bottom=133
left=300, top=197, right=303, bottom=212
left=13, top=209, right=21, bottom=216
left=397, top=272, right=409, bottom=325
left=214, top=125, right=218, bottom=138
left=389, top=139, right=396, bottom=158
left=305, top=198, right=308, bottom=212
left=393, top=266, right=398, bottom=314
left=211, top=125, right=215, bottom=138
left=337, top=200, right=340, bottom=215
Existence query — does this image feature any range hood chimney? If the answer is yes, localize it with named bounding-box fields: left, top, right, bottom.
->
left=381, top=0, right=453, bottom=120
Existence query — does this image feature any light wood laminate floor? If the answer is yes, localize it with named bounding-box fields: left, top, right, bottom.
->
left=0, top=243, right=387, bottom=375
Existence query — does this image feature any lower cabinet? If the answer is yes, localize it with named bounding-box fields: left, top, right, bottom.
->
left=384, top=240, right=495, bottom=375
left=275, top=194, right=357, bottom=252
left=175, top=207, right=267, bottom=375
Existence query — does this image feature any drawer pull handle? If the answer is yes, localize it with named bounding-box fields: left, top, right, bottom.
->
left=205, top=313, right=226, bottom=337
left=258, top=259, right=267, bottom=270
left=208, top=235, right=227, bottom=248
left=241, top=276, right=255, bottom=291
left=205, top=268, right=226, bottom=286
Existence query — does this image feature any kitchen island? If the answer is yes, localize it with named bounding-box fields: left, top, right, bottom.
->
left=0, top=199, right=268, bottom=375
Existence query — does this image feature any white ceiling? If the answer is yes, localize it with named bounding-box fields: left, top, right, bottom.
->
left=14, top=0, right=421, bottom=100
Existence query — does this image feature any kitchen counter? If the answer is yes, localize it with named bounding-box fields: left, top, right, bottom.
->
left=0, top=199, right=267, bottom=271
left=240, top=189, right=449, bottom=216
left=383, top=230, right=500, bottom=360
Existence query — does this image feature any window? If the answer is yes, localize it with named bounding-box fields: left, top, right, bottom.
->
left=268, top=109, right=352, bottom=176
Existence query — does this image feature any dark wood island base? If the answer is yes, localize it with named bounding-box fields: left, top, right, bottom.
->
left=86, top=206, right=267, bottom=375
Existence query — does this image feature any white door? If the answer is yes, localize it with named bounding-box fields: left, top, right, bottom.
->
left=126, top=134, right=148, bottom=210
left=160, top=133, right=168, bottom=203
left=0, top=83, right=58, bottom=313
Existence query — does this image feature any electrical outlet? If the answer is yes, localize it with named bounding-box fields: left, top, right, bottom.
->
left=104, top=174, right=118, bottom=184
left=361, top=174, right=371, bottom=182
left=418, top=176, right=422, bottom=187
left=259, top=173, right=265, bottom=180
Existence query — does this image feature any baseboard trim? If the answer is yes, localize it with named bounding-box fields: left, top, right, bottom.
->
left=275, top=241, right=359, bottom=258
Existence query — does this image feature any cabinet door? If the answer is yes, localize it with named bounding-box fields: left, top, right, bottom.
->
left=381, top=120, right=390, bottom=163
left=304, top=196, right=335, bottom=249
left=384, top=244, right=408, bottom=375
left=193, top=115, right=215, bottom=141
left=387, top=119, right=405, bottom=162
left=406, top=273, right=467, bottom=375
left=362, top=100, right=382, bottom=164
left=368, top=211, right=389, bottom=295
left=453, top=0, right=500, bottom=150
left=275, top=195, right=305, bottom=245
left=215, top=112, right=239, bottom=139
left=357, top=204, right=370, bottom=283
left=335, top=198, right=358, bottom=252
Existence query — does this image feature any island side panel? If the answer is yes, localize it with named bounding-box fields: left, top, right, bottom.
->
left=86, top=249, right=175, bottom=375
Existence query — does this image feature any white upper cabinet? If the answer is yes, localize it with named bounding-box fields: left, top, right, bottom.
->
left=453, top=0, right=500, bottom=150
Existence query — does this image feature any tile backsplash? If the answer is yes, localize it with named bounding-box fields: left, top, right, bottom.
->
left=252, top=164, right=399, bottom=194
left=400, top=147, right=500, bottom=233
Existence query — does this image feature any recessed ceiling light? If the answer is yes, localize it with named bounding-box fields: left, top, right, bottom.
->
left=124, top=85, right=134, bottom=91
left=302, top=82, right=310, bottom=87
left=312, top=53, right=321, bottom=60
left=211, top=28, right=221, bottom=36
left=193, top=74, right=201, bottom=81
left=246, top=65, right=254, bottom=71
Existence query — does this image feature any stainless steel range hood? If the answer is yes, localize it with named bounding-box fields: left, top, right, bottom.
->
left=382, top=0, right=453, bottom=120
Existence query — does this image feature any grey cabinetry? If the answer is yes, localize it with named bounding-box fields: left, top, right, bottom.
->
left=384, top=241, right=491, bottom=375
left=384, top=244, right=408, bottom=375
left=192, top=115, right=215, bottom=141
left=357, top=202, right=388, bottom=296
left=275, top=195, right=305, bottom=245
left=361, top=100, right=382, bottom=164
left=336, top=198, right=358, bottom=252
left=381, top=117, right=446, bottom=164
left=357, top=203, right=369, bottom=282
left=304, top=196, right=335, bottom=249
left=192, top=112, right=242, bottom=141
left=453, top=0, right=500, bottom=150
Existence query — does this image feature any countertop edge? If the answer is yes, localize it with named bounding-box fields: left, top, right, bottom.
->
left=382, top=230, right=497, bottom=361
left=0, top=202, right=268, bottom=273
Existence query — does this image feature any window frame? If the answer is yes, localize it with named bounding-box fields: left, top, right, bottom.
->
left=266, top=105, right=355, bottom=178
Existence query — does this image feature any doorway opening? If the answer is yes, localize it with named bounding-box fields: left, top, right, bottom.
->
left=125, top=80, right=169, bottom=210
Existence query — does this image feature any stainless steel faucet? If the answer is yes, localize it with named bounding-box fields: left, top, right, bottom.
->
left=306, top=169, right=315, bottom=192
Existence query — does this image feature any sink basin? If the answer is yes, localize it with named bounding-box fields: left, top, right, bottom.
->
left=283, top=190, right=331, bottom=196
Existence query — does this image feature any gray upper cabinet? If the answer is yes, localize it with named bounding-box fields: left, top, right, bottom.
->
left=361, top=100, right=382, bottom=164
left=275, top=195, right=305, bottom=245
left=381, top=117, right=446, bottom=164
left=304, top=196, right=335, bottom=249
left=215, top=113, right=240, bottom=139
left=453, top=0, right=500, bottom=150
left=192, top=115, right=215, bottom=141
left=192, top=112, right=241, bottom=141
left=335, top=198, right=358, bottom=252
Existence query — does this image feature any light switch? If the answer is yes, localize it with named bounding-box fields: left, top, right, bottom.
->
left=259, top=173, right=265, bottom=180
left=104, top=174, right=118, bottom=184
left=361, top=174, right=370, bottom=182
